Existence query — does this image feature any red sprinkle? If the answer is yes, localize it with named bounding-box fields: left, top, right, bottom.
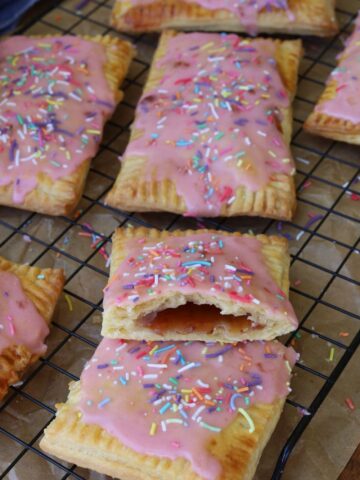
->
left=345, top=397, right=355, bottom=411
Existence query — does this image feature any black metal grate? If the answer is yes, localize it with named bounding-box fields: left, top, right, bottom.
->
left=0, top=1, right=359, bottom=479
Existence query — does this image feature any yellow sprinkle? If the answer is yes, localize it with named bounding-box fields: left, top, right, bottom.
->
left=268, top=150, right=277, bottom=158
left=86, top=129, right=101, bottom=134
left=149, top=422, right=157, bottom=436
left=238, top=408, right=255, bottom=433
left=149, top=345, right=159, bottom=355
left=200, top=42, right=214, bottom=50
left=65, top=294, right=73, bottom=312
left=46, top=100, right=61, bottom=105
left=282, top=158, right=291, bottom=163
left=329, top=347, right=335, bottom=362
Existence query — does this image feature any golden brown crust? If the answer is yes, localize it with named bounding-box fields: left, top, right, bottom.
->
left=0, top=256, right=64, bottom=400
left=106, top=31, right=302, bottom=221
left=0, top=35, right=134, bottom=216
left=40, top=381, right=286, bottom=480
left=102, top=227, right=295, bottom=341
left=111, top=0, right=338, bottom=36
left=304, top=80, right=360, bottom=145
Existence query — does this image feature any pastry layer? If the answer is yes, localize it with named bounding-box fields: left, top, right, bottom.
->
left=102, top=227, right=297, bottom=341
left=106, top=31, right=302, bottom=220
left=41, top=338, right=297, bottom=480
left=0, top=256, right=64, bottom=399
left=304, top=13, right=360, bottom=144
left=0, top=35, right=134, bottom=215
left=111, top=0, right=338, bottom=36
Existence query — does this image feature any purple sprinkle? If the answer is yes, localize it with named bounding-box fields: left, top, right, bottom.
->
left=223, top=383, right=236, bottom=390
left=97, top=363, right=109, bottom=369
left=9, top=140, right=18, bottom=161
left=75, top=0, right=90, bottom=10
left=303, top=214, right=325, bottom=230
left=128, top=346, right=140, bottom=354
left=123, top=284, right=135, bottom=290
left=206, top=345, right=233, bottom=358
left=264, top=353, right=278, bottom=359
left=95, top=99, right=114, bottom=109
left=143, top=383, right=155, bottom=388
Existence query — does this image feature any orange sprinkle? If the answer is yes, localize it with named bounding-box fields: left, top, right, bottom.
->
left=161, top=347, right=177, bottom=364
left=339, top=332, right=349, bottom=337
left=192, top=388, right=203, bottom=401
left=237, top=387, right=249, bottom=393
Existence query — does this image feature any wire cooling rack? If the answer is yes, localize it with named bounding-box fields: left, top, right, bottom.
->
left=0, top=1, right=359, bottom=479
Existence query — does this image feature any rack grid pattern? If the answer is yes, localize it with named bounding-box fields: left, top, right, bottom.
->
left=0, top=1, right=359, bottom=479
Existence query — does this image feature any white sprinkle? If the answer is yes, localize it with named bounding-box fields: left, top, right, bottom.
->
left=147, top=364, right=168, bottom=369
left=296, top=230, right=305, bottom=241
left=296, top=157, right=310, bottom=165
left=192, top=405, right=206, bottom=420
left=178, top=362, right=200, bottom=373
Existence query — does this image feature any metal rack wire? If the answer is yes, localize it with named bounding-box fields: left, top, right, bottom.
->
left=0, top=0, right=359, bottom=479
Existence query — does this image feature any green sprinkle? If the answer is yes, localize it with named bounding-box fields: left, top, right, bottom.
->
left=200, top=422, right=221, bottom=433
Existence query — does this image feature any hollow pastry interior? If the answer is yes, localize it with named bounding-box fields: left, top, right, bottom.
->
left=102, top=227, right=298, bottom=341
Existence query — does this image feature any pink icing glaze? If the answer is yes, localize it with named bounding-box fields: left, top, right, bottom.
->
left=0, top=270, right=49, bottom=355
left=125, top=0, right=293, bottom=34
left=0, top=36, right=115, bottom=204
left=104, top=233, right=298, bottom=327
left=316, top=14, right=360, bottom=123
left=124, top=33, right=295, bottom=216
left=79, top=338, right=298, bottom=480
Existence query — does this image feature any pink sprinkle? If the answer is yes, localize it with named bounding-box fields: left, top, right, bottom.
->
left=171, top=441, right=180, bottom=448
left=7, top=316, right=15, bottom=336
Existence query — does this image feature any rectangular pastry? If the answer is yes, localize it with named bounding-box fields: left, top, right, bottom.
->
left=0, top=35, right=134, bottom=215
left=41, top=337, right=298, bottom=480
left=102, top=227, right=298, bottom=341
left=304, top=13, right=360, bottom=145
left=106, top=31, right=302, bottom=220
left=111, top=0, right=338, bottom=36
left=0, top=256, right=64, bottom=400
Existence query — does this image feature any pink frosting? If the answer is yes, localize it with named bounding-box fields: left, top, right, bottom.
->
left=0, top=36, right=115, bottom=204
left=124, top=33, right=294, bottom=216
left=126, top=0, right=293, bottom=34
left=315, top=14, right=360, bottom=123
left=0, top=270, right=49, bottom=356
left=104, top=233, right=298, bottom=327
left=79, top=338, right=297, bottom=480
